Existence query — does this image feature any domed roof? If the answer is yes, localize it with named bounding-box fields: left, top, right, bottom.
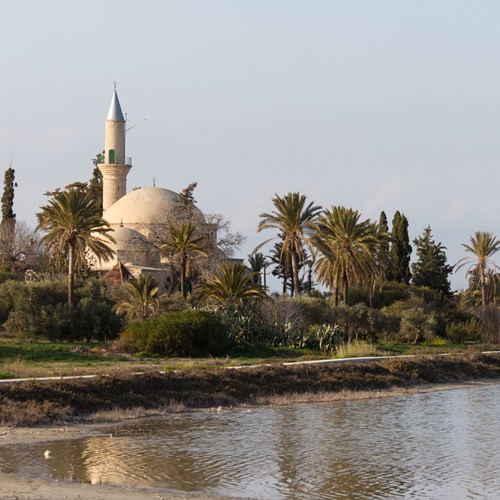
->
left=109, top=225, right=143, bottom=251
left=93, top=222, right=162, bottom=271
left=103, top=187, right=204, bottom=228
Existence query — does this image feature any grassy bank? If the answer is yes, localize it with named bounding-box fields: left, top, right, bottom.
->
left=0, top=352, right=499, bottom=427
left=0, top=337, right=489, bottom=379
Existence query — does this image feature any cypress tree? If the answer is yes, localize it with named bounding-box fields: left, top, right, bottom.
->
left=89, top=152, right=104, bottom=212
left=1, top=167, right=16, bottom=224
left=389, top=211, right=412, bottom=283
left=0, top=167, right=16, bottom=269
left=378, top=211, right=390, bottom=281
left=411, top=225, right=453, bottom=297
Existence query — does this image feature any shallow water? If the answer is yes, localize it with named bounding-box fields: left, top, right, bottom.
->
left=1, top=384, right=499, bottom=499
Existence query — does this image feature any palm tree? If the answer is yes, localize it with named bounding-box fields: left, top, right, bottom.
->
left=312, top=206, right=378, bottom=307
left=197, top=261, right=266, bottom=311
left=36, top=189, right=115, bottom=304
left=367, top=222, right=390, bottom=307
left=256, top=192, right=321, bottom=297
left=267, top=241, right=292, bottom=294
left=161, top=223, right=207, bottom=298
left=455, top=231, right=500, bottom=312
left=112, top=274, right=159, bottom=320
left=456, top=272, right=498, bottom=312
left=247, top=252, right=269, bottom=288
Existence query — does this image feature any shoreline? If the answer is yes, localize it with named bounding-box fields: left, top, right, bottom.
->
left=1, top=378, right=498, bottom=445
left=0, top=379, right=499, bottom=500
left=1, top=352, right=499, bottom=428
left=0, top=473, right=229, bottom=500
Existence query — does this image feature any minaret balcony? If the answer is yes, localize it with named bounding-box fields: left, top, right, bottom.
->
left=105, top=155, right=132, bottom=165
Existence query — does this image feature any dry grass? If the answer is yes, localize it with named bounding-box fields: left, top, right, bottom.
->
left=0, top=358, right=55, bottom=379
left=254, top=389, right=389, bottom=406
left=87, top=401, right=187, bottom=423
left=335, top=341, right=388, bottom=359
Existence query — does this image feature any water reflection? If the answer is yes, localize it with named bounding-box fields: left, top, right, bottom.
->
left=1, top=384, right=499, bottom=498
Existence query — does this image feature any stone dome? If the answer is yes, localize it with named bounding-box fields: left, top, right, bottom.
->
left=108, top=225, right=143, bottom=251
left=95, top=224, right=160, bottom=271
left=103, top=187, right=204, bottom=230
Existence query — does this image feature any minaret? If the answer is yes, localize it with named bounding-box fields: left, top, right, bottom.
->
left=98, top=85, right=132, bottom=211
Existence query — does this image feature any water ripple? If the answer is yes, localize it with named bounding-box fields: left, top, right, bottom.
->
left=0, top=384, right=499, bottom=498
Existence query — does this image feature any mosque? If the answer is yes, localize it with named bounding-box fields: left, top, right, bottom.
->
left=93, top=88, right=218, bottom=292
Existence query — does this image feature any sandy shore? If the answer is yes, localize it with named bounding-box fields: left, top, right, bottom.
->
left=0, top=424, right=236, bottom=499
left=0, top=380, right=498, bottom=500
left=0, top=474, right=229, bottom=500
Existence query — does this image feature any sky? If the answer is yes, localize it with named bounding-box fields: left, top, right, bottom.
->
left=1, top=0, right=499, bottom=291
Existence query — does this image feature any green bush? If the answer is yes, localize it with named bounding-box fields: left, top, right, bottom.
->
left=0, top=280, right=35, bottom=321
left=2, top=277, right=122, bottom=342
left=445, top=318, right=482, bottom=343
left=380, top=295, right=438, bottom=344
left=119, top=319, right=153, bottom=353
left=304, top=323, right=342, bottom=352
left=0, top=265, right=14, bottom=285
left=253, top=297, right=390, bottom=347
left=398, top=308, right=437, bottom=344
left=372, top=282, right=411, bottom=308
left=120, top=309, right=228, bottom=357
left=295, top=297, right=336, bottom=325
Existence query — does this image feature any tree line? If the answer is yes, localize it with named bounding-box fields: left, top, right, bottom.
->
left=0, top=166, right=499, bottom=350
left=255, top=193, right=448, bottom=302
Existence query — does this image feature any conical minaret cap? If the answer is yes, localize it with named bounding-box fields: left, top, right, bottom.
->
left=106, top=90, right=125, bottom=121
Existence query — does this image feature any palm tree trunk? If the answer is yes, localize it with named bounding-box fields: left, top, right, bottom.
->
left=342, top=273, right=349, bottom=306
left=480, top=269, right=487, bottom=312
left=333, top=276, right=339, bottom=307
left=291, top=250, right=300, bottom=297
left=67, top=244, right=75, bottom=305
left=342, top=274, right=352, bottom=342
left=181, top=256, right=187, bottom=298
left=368, top=273, right=375, bottom=309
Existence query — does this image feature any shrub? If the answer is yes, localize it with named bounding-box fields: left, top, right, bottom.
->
left=5, top=302, right=48, bottom=341
left=71, top=297, right=123, bottom=342
left=398, top=308, right=437, bottom=344
left=0, top=280, right=37, bottom=321
left=120, top=309, right=228, bottom=357
left=445, top=318, right=482, bottom=343
left=480, top=304, right=500, bottom=344
left=303, top=323, right=342, bottom=352
left=3, top=277, right=122, bottom=342
left=251, top=296, right=339, bottom=348
left=158, top=292, right=190, bottom=313
left=253, top=297, right=392, bottom=348
left=372, top=282, right=411, bottom=308
left=257, top=296, right=306, bottom=334
left=422, top=336, right=449, bottom=347
left=0, top=265, right=14, bottom=285
left=119, top=319, right=153, bottom=353
left=332, top=303, right=371, bottom=343
left=296, top=297, right=336, bottom=326
left=380, top=296, right=438, bottom=344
